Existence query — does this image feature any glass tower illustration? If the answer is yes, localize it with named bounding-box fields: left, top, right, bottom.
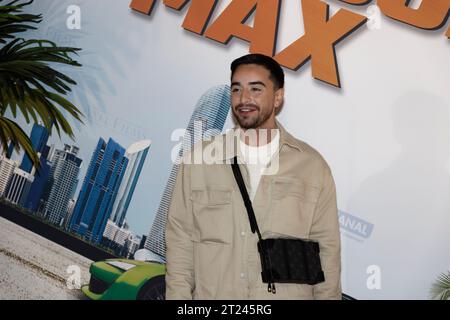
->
left=110, top=140, right=151, bottom=228
left=20, top=122, right=50, bottom=173
left=69, top=138, right=128, bottom=244
left=145, top=85, right=231, bottom=260
left=24, top=156, right=51, bottom=212
left=43, top=145, right=82, bottom=226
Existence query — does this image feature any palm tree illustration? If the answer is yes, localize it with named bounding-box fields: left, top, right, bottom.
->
left=0, top=0, right=84, bottom=168
left=431, top=271, right=450, bottom=300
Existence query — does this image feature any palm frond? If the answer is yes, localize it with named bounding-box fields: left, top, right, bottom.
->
left=430, top=271, right=450, bottom=300
left=0, top=0, right=41, bottom=43
left=0, top=39, right=82, bottom=94
left=0, top=87, right=84, bottom=137
left=0, top=0, right=84, bottom=169
left=0, top=115, right=39, bottom=167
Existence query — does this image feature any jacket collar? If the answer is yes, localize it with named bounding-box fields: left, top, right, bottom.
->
left=217, top=118, right=304, bottom=161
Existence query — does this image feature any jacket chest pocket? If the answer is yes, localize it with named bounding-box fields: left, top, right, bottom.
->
left=190, top=188, right=233, bottom=244
left=269, top=179, right=320, bottom=238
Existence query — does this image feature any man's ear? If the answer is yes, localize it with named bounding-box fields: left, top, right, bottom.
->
left=274, top=87, right=284, bottom=109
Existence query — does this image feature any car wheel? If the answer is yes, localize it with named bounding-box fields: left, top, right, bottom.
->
left=137, top=275, right=165, bottom=300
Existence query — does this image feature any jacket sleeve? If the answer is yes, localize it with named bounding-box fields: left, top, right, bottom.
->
left=165, top=161, right=195, bottom=299
left=310, top=162, right=342, bottom=300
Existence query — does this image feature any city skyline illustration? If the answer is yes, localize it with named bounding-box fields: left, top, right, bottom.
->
left=1, top=85, right=232, bottom=258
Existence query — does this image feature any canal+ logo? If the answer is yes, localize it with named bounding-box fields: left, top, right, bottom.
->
left=338, top=210, right=374, bottom=242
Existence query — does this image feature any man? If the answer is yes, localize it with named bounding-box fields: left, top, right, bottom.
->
left=165, top=53, right=341, bottom=299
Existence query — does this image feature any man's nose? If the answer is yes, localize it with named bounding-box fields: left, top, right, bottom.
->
left=240, top=88, right=251, bottom=104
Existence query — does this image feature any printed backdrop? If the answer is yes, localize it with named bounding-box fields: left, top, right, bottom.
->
left=4, top=0, right=450, bottom=299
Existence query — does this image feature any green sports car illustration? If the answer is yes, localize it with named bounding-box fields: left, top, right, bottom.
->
left=82, top=256, right=166, bottom=300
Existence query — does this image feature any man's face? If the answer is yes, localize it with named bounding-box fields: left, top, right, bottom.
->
left=231, top=64, right=284, bottom=130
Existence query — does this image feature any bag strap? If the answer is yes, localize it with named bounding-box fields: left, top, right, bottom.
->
left=231, top=156, right=262, bottom=241
left=232, top=156, right=278, bottom=294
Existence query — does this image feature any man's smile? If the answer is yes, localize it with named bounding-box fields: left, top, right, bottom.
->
left=236, top=105, right=259, bottom=116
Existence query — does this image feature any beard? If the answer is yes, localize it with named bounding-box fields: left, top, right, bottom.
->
left=232, top=103, right=273, bottom=129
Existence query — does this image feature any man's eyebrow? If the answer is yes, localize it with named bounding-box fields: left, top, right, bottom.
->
left=231, top=81, right=266, bottom=87
left=249, top=81, right=266, bottom=87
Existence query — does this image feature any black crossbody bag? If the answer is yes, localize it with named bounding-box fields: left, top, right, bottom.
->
left=231, top=157, right=325, bottom=294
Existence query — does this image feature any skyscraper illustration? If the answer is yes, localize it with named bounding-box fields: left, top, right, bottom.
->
left=110, top=140, right=151, bottom=228
left=145, top=85, right=231, bottom=260
left=0, top=155, right=17, bottom=197
left=43, top=145, right=82, bottom=226
left=4, top=167, right=34, bottom=205
left=20, top=122, right=50, bottom=173
left=5, top=123, right=52, bottom=211
left=22, top=139, right=53, bottom=212
left=69, top=138, right=128, bottom=244
left=23, top=156, right=51, bottom=212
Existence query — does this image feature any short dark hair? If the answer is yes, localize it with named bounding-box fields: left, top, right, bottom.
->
left=230, top=53, right=285, bottom=89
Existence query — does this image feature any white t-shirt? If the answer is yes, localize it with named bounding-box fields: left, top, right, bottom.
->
left=239, top=131, right=280, bottom=201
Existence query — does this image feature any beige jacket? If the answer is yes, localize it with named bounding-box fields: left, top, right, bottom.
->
left=165, top=120, right=341, bottom=300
